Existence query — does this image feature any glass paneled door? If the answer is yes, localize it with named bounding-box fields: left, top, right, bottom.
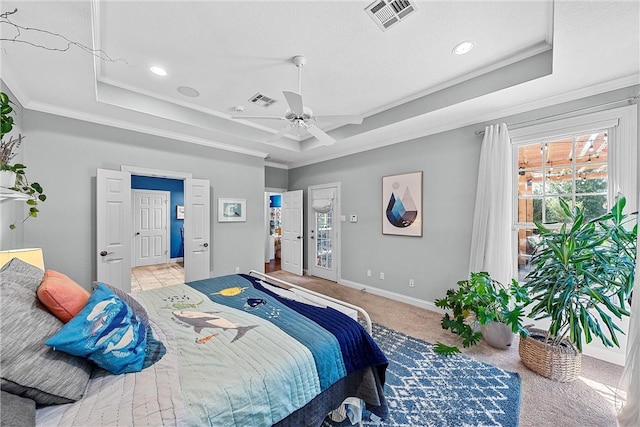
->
left=314, top=210, right=333, bottom=270
left=308, top=183, right=340, bottom=282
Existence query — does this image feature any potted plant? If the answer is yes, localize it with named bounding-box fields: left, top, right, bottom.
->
left=0, top=91, right=46, bottom=229
left=433, top=271, right=530, bottom=355
left=519, top=195, right=637, bottom=382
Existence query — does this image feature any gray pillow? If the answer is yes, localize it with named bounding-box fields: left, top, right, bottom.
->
left=0, top=261, right=93, bottom=406
left=1, top=390, right=35, bottom=427
left=0, top=257, right=44, bottom=293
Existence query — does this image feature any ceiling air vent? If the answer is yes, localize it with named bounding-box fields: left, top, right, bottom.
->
left=249, top=93, right=277, bottom=108
left=365, top=0, right=417, bottom=31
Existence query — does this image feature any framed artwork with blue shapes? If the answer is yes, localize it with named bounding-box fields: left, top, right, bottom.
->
left=382, top=171, right=423, bottom=237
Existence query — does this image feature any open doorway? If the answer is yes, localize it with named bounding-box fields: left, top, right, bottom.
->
left=265, top=191, right=282, bottom=273
left=97, top=166, right=211, bottom=293
left=131, top=175, right=185, bottom=289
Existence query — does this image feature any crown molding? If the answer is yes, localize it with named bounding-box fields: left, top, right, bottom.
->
left=25, top=100, right=270, bottom=159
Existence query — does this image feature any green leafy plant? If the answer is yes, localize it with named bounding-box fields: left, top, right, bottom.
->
left=433, top=272, right=530, bottom=355
left=523, top=195, right=637, bottom=351
left=0, top=91, right=46, bottom=229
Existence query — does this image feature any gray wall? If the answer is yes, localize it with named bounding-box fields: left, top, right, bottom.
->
left=289, top=85, right=640, bottom=304
left=14, top=110, right=265, bottom=289
left=265, top=166, right=288, bottom=189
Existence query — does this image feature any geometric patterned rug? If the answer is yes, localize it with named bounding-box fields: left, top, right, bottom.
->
left=325, top=323, right=521, bottom=427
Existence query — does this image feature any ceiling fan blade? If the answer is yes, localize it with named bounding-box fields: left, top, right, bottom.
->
left=283, top=90, right=304, bottom=115
left=305, top=124, right=336, bottom=146
left=266, top=123, right=294, bottom=143
left=314, top=114, right=363, bottom=125
left=231, top=115, right=287, bottom=121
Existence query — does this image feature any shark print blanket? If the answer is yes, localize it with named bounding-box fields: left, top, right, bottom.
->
left=131, top=274, right=388, bottom=426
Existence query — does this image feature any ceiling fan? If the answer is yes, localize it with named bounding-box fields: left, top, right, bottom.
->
left=232, top=55, right=363, bottom=146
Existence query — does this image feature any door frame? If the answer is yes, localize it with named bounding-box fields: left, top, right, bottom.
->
left=121, top=166, right=196, bottom=278
left=307, top=182, right=341, bottom=282
left=131, top=189, right=170, bottom=268
left=265, top=187, right=286, bottom=264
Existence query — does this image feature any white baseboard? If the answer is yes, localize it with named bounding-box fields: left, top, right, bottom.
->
left=582, top=346, right=625, bottom=366
left=170, top=257, right=184, bottom=263
left=338, top=278, right=447, bottom=315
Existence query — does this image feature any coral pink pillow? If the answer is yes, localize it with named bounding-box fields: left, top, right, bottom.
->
left=37, top=270, right=90, bottom=323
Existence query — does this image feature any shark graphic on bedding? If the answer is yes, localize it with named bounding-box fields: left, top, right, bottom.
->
left=172, top=310, right=258, bottom=343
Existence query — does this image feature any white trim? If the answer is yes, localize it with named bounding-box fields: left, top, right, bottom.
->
left=582, top=346, right=626, bottom=366
left=265, top=161, right=289, bottom=170
left=169, top=257, right=184, bottom=263
left=265, top=187, right=287, bottom=193
left=23, top=100, right=271, bottom=159
left=338, top=278, right=446, bottom=315
left=308, top=182, right=341, bottom=282
left=510, top=118, right=619, bottom=144
left=122, top=165, right=192, bottom=179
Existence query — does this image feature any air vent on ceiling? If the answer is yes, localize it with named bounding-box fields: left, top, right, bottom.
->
left=365, top=0, right=417, bottom=31
left=249, top=93, right=277, bottom=108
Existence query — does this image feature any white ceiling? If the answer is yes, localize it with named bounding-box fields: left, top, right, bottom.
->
left=1, top=1, right=638, bottom=168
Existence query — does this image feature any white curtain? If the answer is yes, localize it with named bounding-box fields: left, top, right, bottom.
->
left=311, top=188, right=335, bottom=213
left=617, top=231, right=639, bottom=426
left=468, top=123, right=513, bottom=286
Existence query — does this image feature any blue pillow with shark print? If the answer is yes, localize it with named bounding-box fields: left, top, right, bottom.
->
left=45, top=283, right=147, bottom=375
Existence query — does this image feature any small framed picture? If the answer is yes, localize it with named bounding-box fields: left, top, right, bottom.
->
left=218, top=198, right=246, bottom=222
left=176, top=205, right=185, bottom=220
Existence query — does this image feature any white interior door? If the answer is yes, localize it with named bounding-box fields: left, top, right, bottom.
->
left=281, top=190, right=303, bottom=275
left=308, top=183, right=340, bottom=282
left=96, top=169, right=132, bottom=292
left=184, top=178, right=210, bottom=282
left=133, top=190, right=169, bottom=267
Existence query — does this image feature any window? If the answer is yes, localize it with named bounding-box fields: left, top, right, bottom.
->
left=514, top=130, right=608, bottom=280
left=510, top=103, right=637, bottom=283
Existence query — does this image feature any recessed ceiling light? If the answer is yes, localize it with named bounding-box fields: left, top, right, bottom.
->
left=177, top=86, right=200, bottom=97
left=452, top=41, right=474, bottom=55
left=150, top=66, right=167, bottom=76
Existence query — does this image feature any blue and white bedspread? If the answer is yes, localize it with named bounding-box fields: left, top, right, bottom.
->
left=37, top=274, right=387, bottom=427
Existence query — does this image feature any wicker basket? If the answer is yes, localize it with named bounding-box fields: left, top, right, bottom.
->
left=518, top=327, right=582, bottom=382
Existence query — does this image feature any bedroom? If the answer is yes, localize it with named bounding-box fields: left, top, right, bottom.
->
left=1, top=1, right=639, bottom=426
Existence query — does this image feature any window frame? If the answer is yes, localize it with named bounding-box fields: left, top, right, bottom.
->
left=509, top=104, right=638, bottom=281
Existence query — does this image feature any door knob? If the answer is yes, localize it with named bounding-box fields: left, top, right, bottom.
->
left=99, top=250, right=114, bottom=257
left=135, top=232, right=140, bottom=236
left=202, top=243, right=209, bottom=247
left=310, top=236, right=315, bottom=240
left=297, top=236, right=303, bottom=239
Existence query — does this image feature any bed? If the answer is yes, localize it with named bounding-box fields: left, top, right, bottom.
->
left=0, top=258, right=388, bottom=427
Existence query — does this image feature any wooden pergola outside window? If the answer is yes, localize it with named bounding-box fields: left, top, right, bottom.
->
left=515, top=130, right=608, bottom=279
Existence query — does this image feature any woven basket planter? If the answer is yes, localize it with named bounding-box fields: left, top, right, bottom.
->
left=518, top=327, right=582, bottom=382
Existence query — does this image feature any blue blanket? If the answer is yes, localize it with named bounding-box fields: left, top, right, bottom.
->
left=187, top=274, right=388, bottom=416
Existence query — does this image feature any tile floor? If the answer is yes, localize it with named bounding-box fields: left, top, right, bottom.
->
left=131, top=262, right=185, bottom=293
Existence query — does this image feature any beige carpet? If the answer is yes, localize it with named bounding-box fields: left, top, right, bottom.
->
left=269, top=270, right=626, bottom=427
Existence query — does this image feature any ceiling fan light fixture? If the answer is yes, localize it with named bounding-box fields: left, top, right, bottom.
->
left=452, top=41, right=474, bottom=55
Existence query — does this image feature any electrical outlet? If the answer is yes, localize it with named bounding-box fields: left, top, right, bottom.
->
left=367, top=269, right=371, bottom=277
left=380, top=272, right=384, bottom=280
left=409, top=279, right=415, bottom=287
left=235, top=267, right=240, bottom=273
